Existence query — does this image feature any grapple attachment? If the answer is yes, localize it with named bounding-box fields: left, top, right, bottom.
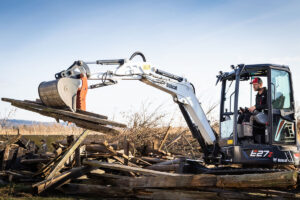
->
left=38, top=77, right=81, bottom=112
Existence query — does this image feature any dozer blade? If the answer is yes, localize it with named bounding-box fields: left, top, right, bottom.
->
left=38, top=77, right=81, bottom=112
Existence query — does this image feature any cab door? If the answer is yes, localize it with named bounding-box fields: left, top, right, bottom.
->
left=270, top=69, right=296, bottom=145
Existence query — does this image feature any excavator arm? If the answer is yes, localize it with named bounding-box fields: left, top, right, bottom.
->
left=39, top=52, right=217, bottom=159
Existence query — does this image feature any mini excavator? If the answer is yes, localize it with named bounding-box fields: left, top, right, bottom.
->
left=38, top=52, right=299, bottom=169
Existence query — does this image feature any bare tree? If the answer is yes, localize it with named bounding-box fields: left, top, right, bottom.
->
left=0, top=108, right=17, bottom=129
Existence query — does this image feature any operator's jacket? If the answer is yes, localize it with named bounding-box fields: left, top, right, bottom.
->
left=255, top=87, right=268, bottom=112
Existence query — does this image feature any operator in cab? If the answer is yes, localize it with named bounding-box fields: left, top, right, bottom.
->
left=238, top=77, right=268, bottom=144
left=248, top=77, right=268, bottom=113
left=249, top=77, right=268, bottom=144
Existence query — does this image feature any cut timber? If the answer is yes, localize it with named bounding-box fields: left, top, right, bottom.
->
left=59, top=184, right=260, bottom=200
left=127, top=174, right=216, bottom=188
left=144, top=164, right=180, bottom=172
left=83, top=160, right=181, bottom=177
left=89, top=173, right=216, bottom=188
left=216, top=171, right=298, bottom=188
left=47, top=130, right=90, bottom=179
left=126, top=174, right=217, bottom=188
left=2, top=98, right=125, bottom=134
left=60, top=184, right=135, bottom=198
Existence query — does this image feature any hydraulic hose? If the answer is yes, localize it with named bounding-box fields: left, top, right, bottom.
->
left=129, top=51, right=146, bottom=62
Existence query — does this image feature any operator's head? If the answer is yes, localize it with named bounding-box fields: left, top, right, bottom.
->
left=251, top=77, right=263, bottom=91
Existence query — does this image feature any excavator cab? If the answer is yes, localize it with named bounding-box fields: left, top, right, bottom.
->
left=217, top=64, right=299, bottom=166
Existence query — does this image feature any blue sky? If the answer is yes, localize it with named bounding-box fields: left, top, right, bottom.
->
left=0, top=0, right=299, bottom=123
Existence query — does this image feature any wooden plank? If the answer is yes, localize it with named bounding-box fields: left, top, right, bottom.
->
left=46, top=130, right=90, bottom=179
left=2, top=98, right=126, bottom=128
left=76, top=109, right=107, bottom=120
left=32, top=166, right=93, bottom=194
left=216, top=171, right=298, bottom=188
left=83, top=160, right=182, bottom=177
left=9, top=102, right=119, bottom=134
left=88, top=173, right=216, bottom=188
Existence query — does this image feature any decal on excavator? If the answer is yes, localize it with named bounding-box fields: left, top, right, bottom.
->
left=249, top=150, right=273, bottom=158
left=166, top=83, right=177, bottom=90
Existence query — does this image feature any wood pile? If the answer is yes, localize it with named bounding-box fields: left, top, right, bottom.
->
left=0, top=131, right=300, bottom=199
left=1, top=98, right=300, bottom=199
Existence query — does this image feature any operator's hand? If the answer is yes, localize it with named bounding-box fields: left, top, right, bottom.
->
left=248, top=106, right=256, bottom=113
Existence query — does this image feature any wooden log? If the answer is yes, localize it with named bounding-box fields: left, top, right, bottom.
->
left=141, top=157, right=167, bottom=164
left=59, top=183, right=300, bottom=200
left=135, top=188, right=245, bottom=200
left=83, top=160, right=181, bottom=177
left=59, top=184, right=252, bottom=200
left=146, top=158, right=181, bottom=167
left=85, top=153, right=114, bottom=158
left=88, top=173, right=216, bottom=188
left=126, top=174, right=216, bottom=188
left=32, top=166, right=93, bottom=194
left=46, top=130, right=90, bottom=179
left=144, top=164, right=180, bottom=172
left=60, top=183, right=135, bottom=198
left=216, top=171, right=298, bottom=188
